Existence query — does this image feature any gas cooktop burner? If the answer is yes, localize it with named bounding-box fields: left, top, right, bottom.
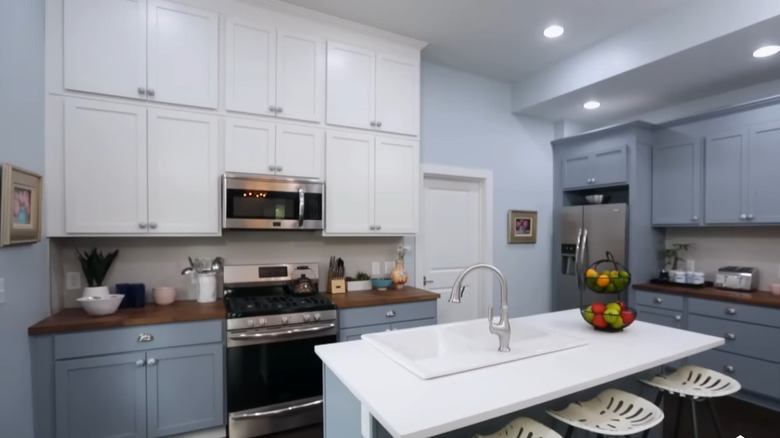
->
left=225, top=293, right=335, bottom=318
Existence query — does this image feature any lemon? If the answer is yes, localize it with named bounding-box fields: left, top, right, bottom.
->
left=606, top=302, right=622, bottom=312
left=583, top=306, right=595, bottom=323
left=610, top=270, right=619, bottom=278
left=586, top=269, right=598, bottom=278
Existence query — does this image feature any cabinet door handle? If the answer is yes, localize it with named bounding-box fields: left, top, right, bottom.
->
left=674, top=315, right=682, bottom=321
left=147, top=358, right=157, bottom=366
left=138, top=222, right=147, bottom=229
left=137, top=87, right=146, bottom=95
left=654, top=297, right=662, bottom=304
left=725, top=333, right=736, bottom=341
left=386, top=310, right=396, bottom=318
left=726, top=307, right=737, bottom=315
left=137, top=333, right=154, bottom=343
left=147, top=89, right=155, bottom=97
left=423, top=276, right=434, bottom=286
left=724, top=365, right=735, bottom=374
left=136, top=359, right=146, bottom=367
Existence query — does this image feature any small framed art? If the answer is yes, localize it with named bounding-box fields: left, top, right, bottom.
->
left=1, top=163, right=43, bottom=246
left=507, top=210, right=537, bottom=244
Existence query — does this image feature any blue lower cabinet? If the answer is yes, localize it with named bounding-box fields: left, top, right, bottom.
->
left=147, top=344, right=224, bottom=438
left=56, top=352, right=147, bottom=438
left=338, top=301, right=437, bottom=342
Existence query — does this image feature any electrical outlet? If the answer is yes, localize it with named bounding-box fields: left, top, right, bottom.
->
left=371, top=262, right=381, bottom=276
left=0, top=278, right=5, bottom=304
left=66, top=272, right=82, bottom=290
left=384, top=261, right=394, bottom=275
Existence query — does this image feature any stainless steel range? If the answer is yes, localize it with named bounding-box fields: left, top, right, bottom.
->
left=223, top=263, right=337, bottom=438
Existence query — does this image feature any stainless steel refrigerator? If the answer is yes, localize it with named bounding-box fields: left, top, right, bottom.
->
left=556, top=203, right=628, bottom=310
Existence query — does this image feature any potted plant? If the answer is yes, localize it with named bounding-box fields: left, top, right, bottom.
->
left=347, top=271, right=372, bottom=292
left=665, top=243, right=692, bottom=270
left=77, top=248, right=119, bottom=298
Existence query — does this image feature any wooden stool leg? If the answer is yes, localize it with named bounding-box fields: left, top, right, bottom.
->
left=690, top=399, right=699, bottom=438
left=673, top=396, right=684, bottom=438
left=707, top=399, right=724, bottom=438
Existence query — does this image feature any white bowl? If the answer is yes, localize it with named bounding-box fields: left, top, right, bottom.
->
left=81, top=286, right=110, bottom=299
left=77, top=294, right=124, bottom=316
left=153, top=287, right=176, bottom=306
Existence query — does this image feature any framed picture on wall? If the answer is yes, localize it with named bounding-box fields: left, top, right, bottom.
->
left=507, top=210, right=537, bottom=244
left=1, top=163, right=43, bottom=247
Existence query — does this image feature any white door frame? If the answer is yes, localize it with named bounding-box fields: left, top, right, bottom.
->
left=415, top=164, right=494, bottom=318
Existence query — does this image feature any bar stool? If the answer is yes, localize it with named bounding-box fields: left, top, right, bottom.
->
left=547, top=388, right=665, bottom=437
left=472, top=417, right=563, bottom=438
left=639, top=364, right=741, bottom=438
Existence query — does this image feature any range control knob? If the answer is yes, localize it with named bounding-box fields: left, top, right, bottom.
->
left=314, top=313, right=321, bottom=321
left=247, top=319, right=255, bottom=327
left=281, top=316, right=289, bottom=324
left=303, top=314, right=312, bottom=322
left=257, top=318, right=266, bottom=326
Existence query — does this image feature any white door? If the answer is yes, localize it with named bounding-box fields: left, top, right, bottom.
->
left=147, top=0, right=219, bottom=108
left=275, top=125, right=323, bottom=179
left=324, top=131, right=373, bottom=234
left=147, top=109, right=219, bottom=234
left=63, top=0, right=147, bottom=100
left=276, top=31, right=323, bottom=122
left=419, top=177, right=484, bottom=323
left=374, top=137, right=418, bottom=234
left=326, top=42, right=375, bottom=131
left=224, top=118, right=276, bottom=175
left=64, top=99, right=148, bottom=233
left=375, top=54, right=419, bottom=136
left=225, top=19, right=276, bottom=116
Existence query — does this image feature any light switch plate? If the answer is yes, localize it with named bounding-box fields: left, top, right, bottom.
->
left=66, top=272, right=81, bottom=290
left=371, top=262, right=381, bottom=276
left=0, top=278, right=5, bottom=304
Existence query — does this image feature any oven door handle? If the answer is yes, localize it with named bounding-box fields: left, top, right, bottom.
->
left=229, top=323, right=336, bottom=340
left=298, top=187, right=305, bottom=227
left=230, top=399, right=323, bottom=420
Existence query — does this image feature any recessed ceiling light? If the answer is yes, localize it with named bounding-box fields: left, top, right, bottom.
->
left=543, top=25, right=564, bottom=39
left=583, top=101, right=601, bottom=110
left=753, top=45, right=780, bottom=58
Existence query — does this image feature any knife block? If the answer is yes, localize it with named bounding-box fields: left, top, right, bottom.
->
left=329, top=278, right=346, bottom=294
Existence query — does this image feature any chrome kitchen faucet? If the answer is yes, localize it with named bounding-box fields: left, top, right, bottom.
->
left=449, top=264, right=511, bottom=352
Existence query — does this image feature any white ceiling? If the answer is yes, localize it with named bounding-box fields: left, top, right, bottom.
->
left=280, top=0, right=686, bottom=81
left=280, top=0, right=780, bottom=127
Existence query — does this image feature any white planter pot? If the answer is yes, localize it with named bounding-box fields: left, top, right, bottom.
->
left=347, top=280, right=372, bottom=292
left=82, top=286, right=110, bottom=299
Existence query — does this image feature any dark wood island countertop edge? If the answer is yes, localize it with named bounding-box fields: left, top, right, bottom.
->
left=634, top=283, right=780, bottom=309
left=28, top=300, right=226, bottom=335
left=327, top=286, right=439, bottom=309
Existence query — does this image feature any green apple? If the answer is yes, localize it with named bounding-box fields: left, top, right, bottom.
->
left=603, top=308, right=621, bottom=325
left=583, top=305, right=595, bottom=323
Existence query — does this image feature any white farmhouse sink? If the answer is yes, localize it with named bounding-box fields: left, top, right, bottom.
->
left=362, top=318, right=588, bottom=379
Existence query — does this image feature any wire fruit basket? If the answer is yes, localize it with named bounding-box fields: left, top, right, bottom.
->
left=583, top=251, right=632, bottom=293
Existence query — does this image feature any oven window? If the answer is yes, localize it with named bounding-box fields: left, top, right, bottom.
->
left=225, top=189, right=322, bottom=221
left=226, top=335, right=336, bottom=413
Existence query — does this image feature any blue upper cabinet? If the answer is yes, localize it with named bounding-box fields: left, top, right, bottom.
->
left=562, top=145, right=628, bottom=190
left=652, top=138, right=702, bottom=226
left=704, top=129, right=749, bottom=224
left=748, top=121, right=780, bottom=224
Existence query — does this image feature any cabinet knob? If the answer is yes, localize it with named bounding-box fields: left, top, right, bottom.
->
left=376, top=121, right=382, bottom=128
left=591, top=178, right=596, bottom=184
left=148, top=222, right=157, bottom=229
left=269, top=105, right=277, bottom=113
left=276, top=166, right=282, bottom=172
left=369, top=225, right=376, bottom=230
left=740, top=214, right=747, bottom=220
left=137, top=333, right=154, bottom=343
left=136, top=359, right=145, bottom=367
left=147, top=89, right=155, bottom=97
left=726, top=307, right=737, bottom=315
left=725, top=333, right=736, bottom=341
left=692, top=216, right=699, bottom=221
left=269, top=165, right=275, bottom=171
left=370, top=121, right=376, bottom=127
left=138, top=222, right=147, bottom=229
left=724, top=365, right=735, bottom=374
left=747, top=214, right=754, bottom=220
left=386, top=310, right=396, bottom=318
left=147, top=358, right=157, bottom=366
left=376, top=225, right=381, bottom=230
left=137, top=87, right=146, bottom=95
left=674, top=315, right=682, bottom=321
left=654, top=297, right=663, bottom=304
left=276, top=106, right=283, bottom=114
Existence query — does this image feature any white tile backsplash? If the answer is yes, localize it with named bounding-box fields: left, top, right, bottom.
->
left=666, top=227, right=780, bottom=290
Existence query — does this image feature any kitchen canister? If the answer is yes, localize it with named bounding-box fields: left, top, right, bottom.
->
left=687, top=271, right=705, bottom=285
left=670, top=270, right=687, bottom=284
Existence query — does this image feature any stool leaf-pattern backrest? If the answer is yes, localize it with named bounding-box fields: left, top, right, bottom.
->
left=472, top=416, right=563, bottom=438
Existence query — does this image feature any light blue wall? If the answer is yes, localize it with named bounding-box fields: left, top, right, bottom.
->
left=0, top=0, right=48, bottom=436
left=412, top=62, right=555, bottom=316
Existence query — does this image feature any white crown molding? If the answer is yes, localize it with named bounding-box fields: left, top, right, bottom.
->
left=241, top=0, right=428, bottom=49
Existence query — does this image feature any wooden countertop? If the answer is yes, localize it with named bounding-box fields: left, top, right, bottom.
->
left=28, top=300, right=225, bottom=335
left=327, top=287, right=439, bottom=309
left=634, top=283, right=780, bottom=309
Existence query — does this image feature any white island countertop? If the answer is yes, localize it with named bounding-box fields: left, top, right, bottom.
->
left=315, top=309, right=724, bottom=438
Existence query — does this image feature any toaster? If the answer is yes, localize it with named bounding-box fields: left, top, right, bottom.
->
left=714, top=266, right=759, bottom=291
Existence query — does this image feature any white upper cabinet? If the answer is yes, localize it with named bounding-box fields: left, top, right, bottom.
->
left=375, top=55, right=419, bottom=136
left=325, top=131, right=418, bottom=235
left=225, top=119, right=323, bottom=179
left=63, top=0, right=147, bottom=100
left=147, top=110, right=219, bottom=233
left=226, top=20, right=323, bottom=122
left=64, top=100, right=148, bottom=234
left=147, top=0, right=219, bottom=108
left=327, top=41, right=419, bottom=136
left=61, top=0, right=219, bottom=108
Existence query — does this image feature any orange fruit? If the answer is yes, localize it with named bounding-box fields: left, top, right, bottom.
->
left=585, top=269, right=598, bottom=278
left=596, top=274, right=610, bottom=287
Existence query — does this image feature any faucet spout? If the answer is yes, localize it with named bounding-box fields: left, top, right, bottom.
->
left=449, top=264, right=511, bottom=352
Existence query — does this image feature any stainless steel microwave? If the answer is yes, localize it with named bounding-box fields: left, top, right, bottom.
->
left=222, top=173, right=324, bottom=230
